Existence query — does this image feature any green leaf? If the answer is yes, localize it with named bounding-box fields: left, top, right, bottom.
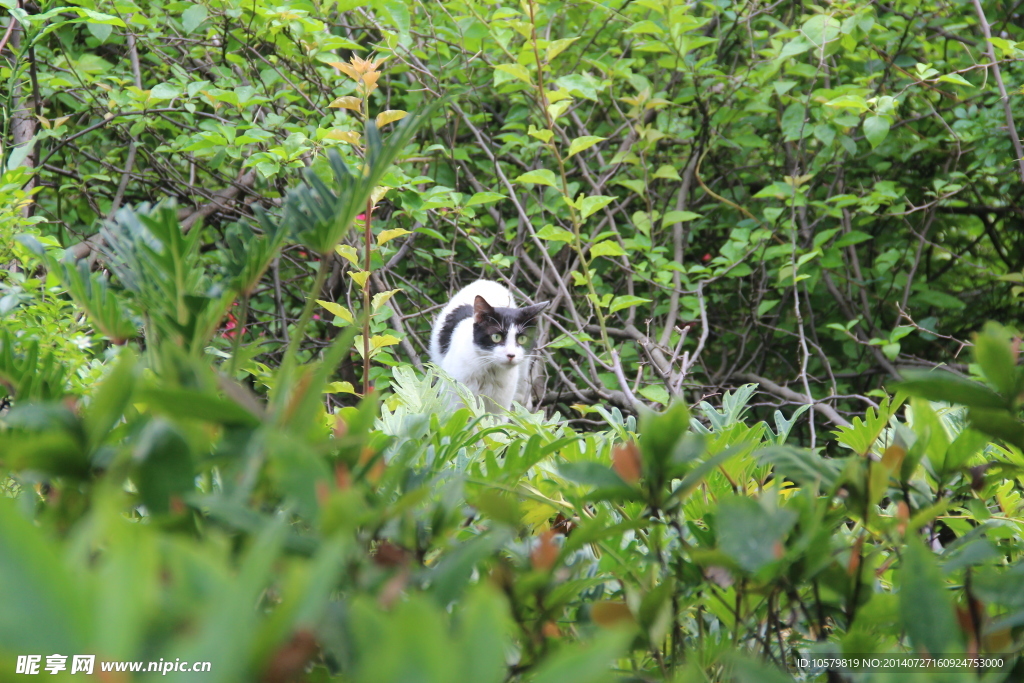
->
left=84, top=348, right=137, bottom=450
left=465, top=192, right=506, bottom=207
left=863, top=115, right=890, bottom=148
left=317, top=299, right=353, bottom=324
left=579, top=195, right=614, bottom=219
left=967, top=408, right=1024, bottom=448
left=899, top=537, right=960, bottom=654
left=802, top=14, right=841, bottom=47
left=937, top=73, right=972, bottom=87
left=377, top=228, right=411, bottom=246
left=824, top=94, right=869, bottom=112
left=945, top=428, right=988, bottom=471
left=834, top=230, right=872, bottom=247
left=86, top=21, right=112, bottom=42
left=638, top=384, right=670, bottom=406
left=530, top=629, right=633, bottom=683
left=371, top=289, right=401, bottom=313
left=558, top=461, right=631, bottom=490
left=662, top=210, right=701, bottom=226
left=149, top=83, right=180, bottom=100
left=567, top=136, right=606, bottom=158
left=132, top=419, right=195, bottom=515
left=427, top=531, right=510, bottom=606
left=515, top=170, right=558, bottom=187
left=494, top=63, right=532, bottom=85
left=181, top=4, right=208, bottom=33
left=608, top=295, right=651, bottom=313
left=590, top=241, right=626, bottom=258
left=545, top=37, right=579, bottom=62
left=909, top=398, right=950, bottom=474
left=973, top=322, right=1018, bottom=396
left=76, top=8, right=127, bottom=25
left=0, top=497, right=89, bottom=653
left=778, top=37, right=812, bottom=59
left=625, top=19, right=664, bottom=34
left=137, top=387, right=262, bottom=426
left=536, top=225, right=575, bottom=242
left=899, top=370, right=1007, bottom=410
left=528, top=125, right=554, bottom=143
left=716, top=496, right=797, bottom=573
left=652, top=164, right=681, bottom=180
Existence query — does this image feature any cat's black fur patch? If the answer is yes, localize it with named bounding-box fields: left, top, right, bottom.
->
left=472, top=307, right=517, bottom=350
left=438, top=304, right=472, bottom=355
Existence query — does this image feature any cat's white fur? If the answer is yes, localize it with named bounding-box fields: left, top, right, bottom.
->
left=429, top=280, right=532, bottom=412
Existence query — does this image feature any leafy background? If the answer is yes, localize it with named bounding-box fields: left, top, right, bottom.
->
left=1, top=0, right=1024, bottom=681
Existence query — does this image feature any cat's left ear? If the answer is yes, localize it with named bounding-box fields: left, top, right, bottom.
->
left=517, top=301, right=550, bottom=325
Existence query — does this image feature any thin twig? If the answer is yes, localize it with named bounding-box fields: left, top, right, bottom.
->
left=970, top=0, right=1024, bottom=184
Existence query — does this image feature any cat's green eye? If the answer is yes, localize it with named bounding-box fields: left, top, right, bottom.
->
left=491, top=333, right=503, bottom=343
left=517, top=334, right=528, bottom=345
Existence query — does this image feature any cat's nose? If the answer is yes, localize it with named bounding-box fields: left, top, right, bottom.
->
left=506, top=353, right=516, bottom=361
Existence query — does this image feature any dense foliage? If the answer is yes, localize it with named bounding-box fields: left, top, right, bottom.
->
left=2, top=0, right=1024, bottom=681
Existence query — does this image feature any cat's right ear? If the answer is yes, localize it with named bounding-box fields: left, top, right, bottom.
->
left=517, top=301, right=550, bottom=324
left=474, top=295, right=496, bottom=323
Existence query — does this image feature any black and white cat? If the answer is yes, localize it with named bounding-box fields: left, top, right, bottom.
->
left=429, top=280, right=549, bottom=411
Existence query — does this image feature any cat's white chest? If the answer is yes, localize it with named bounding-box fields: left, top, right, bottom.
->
left=439, top=338, right=519, bottom=411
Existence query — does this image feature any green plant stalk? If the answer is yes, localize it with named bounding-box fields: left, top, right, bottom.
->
left=282, top=256, right=331, bottom=371
left=362, top=198, right=372, bottom=394
left=360, top=90, right=373, bottom=396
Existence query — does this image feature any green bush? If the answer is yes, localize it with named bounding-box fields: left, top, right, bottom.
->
left=3, top=142, right=1024, bottom=682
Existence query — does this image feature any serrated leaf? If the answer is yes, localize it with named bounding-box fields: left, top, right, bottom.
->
left=466, top=192, right=506, bottom=207
left=371, top=288, right=401, bottom=312
left=515, top=170, right=558, bottom=187
left=528, top=125, right=554, bottom=143
left=579, top=195, right=614, bottom=219
left=329, top=96, right=363, bottom=111
left=335, top=244, right=359, bottom=265
left=567, top=136, right=605, bottom=158
left=371, top=334, right=401, bottom=350
left=349, top=271, right=370, bottom=288
left=863, top=116, right=890, bottom=148
left=316, top=299, right=353, bottom=324
left=375, top=109, right=407, bottom=127
left=377, top=228, right=411, bottom=246
left=590, top=241, right=627, bottom=258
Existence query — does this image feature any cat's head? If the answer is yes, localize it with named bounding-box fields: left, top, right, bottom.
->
left=472, top=295, right=549, bottom=366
